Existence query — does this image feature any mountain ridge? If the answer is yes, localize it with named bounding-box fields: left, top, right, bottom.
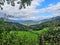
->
left=29, top=16, right=60, bottom=30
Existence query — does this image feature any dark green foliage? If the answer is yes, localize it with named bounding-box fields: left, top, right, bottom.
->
left=0, top=18, right=29, bottom=31
left=39, top=27, right=60, bottom=45
left=0, top=0, right=33, bottom=10
left=0, top=31, right=38, bottom=45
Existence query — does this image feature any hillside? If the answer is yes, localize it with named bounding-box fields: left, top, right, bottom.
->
left=7, top=19, right=38, bottom=26
left=0, top=16, right=60, bottom=45
left=0, top=16, right=60, bottom=31
left=29, top=16, right=60, bottom=30
left=0, top=18, right=29, bottom=31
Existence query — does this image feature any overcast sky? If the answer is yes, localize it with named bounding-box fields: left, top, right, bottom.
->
left=0, top=0, right=60, bottom=20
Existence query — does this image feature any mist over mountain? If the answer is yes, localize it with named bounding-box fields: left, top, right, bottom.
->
left=0, top=15, right=60, bottom=25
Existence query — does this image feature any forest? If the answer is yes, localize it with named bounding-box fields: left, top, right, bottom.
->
left=0, top=16, right=60, bottom=45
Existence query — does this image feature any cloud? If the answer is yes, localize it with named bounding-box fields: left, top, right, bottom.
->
left=33, top=2, right=60, bottom=20
left=38, top=2, right=60, bottom=14
left=0, top=0, right=60, bottom=20
left=0, top=0, right=44, bottom=20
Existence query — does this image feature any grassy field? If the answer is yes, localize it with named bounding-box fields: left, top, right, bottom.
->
left=9, top=31, right=38, bottom=45
left=6, top=28, right=48, bottom=45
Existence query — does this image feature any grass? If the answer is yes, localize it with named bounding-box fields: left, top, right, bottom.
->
left=0, top=28, right=49, bottom=45
left=7, top=28, right=49, bottom=45
left=9, top=31, right=39, bottom=45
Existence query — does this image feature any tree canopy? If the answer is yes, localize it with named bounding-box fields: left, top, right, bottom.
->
left=0, top=0, right=32, bottom=10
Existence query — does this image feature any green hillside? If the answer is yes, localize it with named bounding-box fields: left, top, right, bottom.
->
left=0, top=18, right=29, bottom=31
left=29, top=16, right=60, bottom=30
left=0, top=16, right=60, bottom=45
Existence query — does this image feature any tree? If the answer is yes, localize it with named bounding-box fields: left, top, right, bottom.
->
left=0, top=0, right=33, bottom=10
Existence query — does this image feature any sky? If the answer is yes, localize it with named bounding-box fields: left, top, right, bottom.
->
left=0, top=0, right=60, bottom=20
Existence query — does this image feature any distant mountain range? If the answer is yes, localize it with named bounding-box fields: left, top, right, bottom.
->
left=6, top=19, right=38, bottom=25
left=1, top=16, right=60, bottom=25
left=0, top=16, right=60, bottom=31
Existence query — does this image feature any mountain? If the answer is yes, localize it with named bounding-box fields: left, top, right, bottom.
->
left=29, top=16, right=60, bottom=30
left=0, top=18, right=29, bottom=31
left=0, top=16, right=60, bottom=31
left=7, top=19, right=38, bottom=25
left=19, top=20, right=38, bottom=25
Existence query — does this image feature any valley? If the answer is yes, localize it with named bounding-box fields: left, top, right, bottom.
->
left=0, top=16, right=60, bottom=45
